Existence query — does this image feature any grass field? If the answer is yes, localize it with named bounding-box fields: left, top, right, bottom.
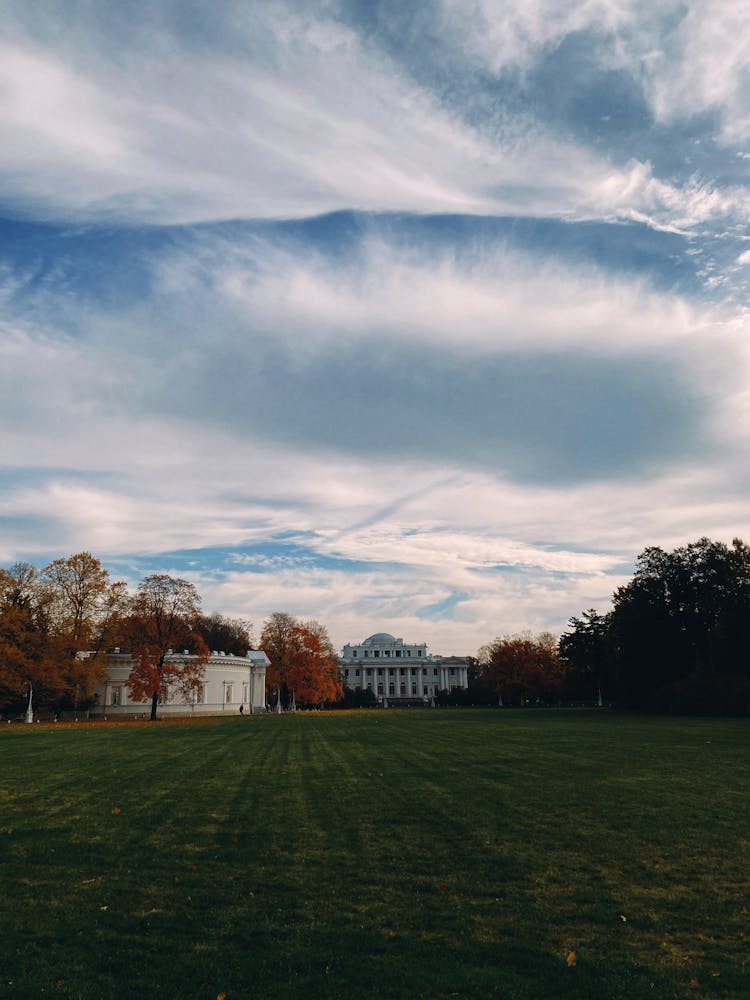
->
left=1, top=709, right=748, bottom=999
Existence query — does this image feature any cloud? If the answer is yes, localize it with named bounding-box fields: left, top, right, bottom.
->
left=1, top=2, right=750, bottom=652
left=2, top=218, right=727, bottom=487
left=0, top=2, right=745, bottom=234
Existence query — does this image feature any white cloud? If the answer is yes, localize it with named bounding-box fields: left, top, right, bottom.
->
left=214, top=234, right=706, bottom=358
left=0, top=4, right=743, bottom=232
left=439, top=0, right=638, bottom=75
left=641, top=2, right=750, bottom=143
left=446, top=1, right=750, bottom=144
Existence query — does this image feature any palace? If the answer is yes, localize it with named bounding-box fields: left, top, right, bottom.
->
left=340, top=632, right=469, bottom=704
left=89, top=649, right=269, bottom=716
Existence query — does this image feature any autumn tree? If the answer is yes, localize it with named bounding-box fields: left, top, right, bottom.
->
left=260, top=612, right=343, bottom=708
left=479, top=632, right=562, bottom=706
left=194, top=612, right=253, bottom=656
left=123, top=574, right=209, bottom=720
left=0, top=564, right=64, bottom=718
left=40, top=552, right=128, bottom=708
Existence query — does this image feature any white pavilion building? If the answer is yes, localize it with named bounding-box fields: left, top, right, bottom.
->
left=89, top=649, right=269, bottom=717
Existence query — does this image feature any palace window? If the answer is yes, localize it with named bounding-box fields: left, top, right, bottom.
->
left=225, top=684, right=233, bottom=704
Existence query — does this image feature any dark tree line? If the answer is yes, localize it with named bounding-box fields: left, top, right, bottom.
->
left=561, top=538, right=750, bottom=714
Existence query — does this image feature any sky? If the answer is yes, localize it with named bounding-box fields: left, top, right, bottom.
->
left=2, top=0, right=750, bottom=655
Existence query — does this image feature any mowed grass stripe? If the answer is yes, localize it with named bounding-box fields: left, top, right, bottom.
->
left=1, top=710, right=749, bottom=998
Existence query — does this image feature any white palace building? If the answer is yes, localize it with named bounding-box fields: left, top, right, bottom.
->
left=89, top=649, right=269, bottom=717
left=340, top=633, right=469, bottom=704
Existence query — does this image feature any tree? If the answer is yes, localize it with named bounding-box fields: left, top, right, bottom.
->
left=560, top=537, right=750, bottom=712
left=123, top=575, right=209, bottom=720
left=286, top=619, right=343, bottom=706
left=479, top=632, right=563, bottom=706
left=260, top=613, right=343, bottom=708
left=558, top=609, right=612, bottom=704
left=40, top=552, right=128, bottom=708
left=194, top=612, right=253, bottom=656
left=611, top=537, right=750, bottom=708
left=0, top=564, right=64, bottom=718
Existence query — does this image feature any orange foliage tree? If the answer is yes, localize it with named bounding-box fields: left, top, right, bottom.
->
left=479, top=632, right=563, bottom=706
left=40, top=552, right=128, bottom=708
left=123, top=574, right=209, bottom=720
left=260, top=612, right=343, bottom=708
left=0, top=564, right=65, bottom=718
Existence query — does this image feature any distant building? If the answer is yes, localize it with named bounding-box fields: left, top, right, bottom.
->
left=340, top=633, right=469, bottom=703
left=89, top=649, right=269, bottom=716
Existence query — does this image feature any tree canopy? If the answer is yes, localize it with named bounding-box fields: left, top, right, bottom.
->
left=260, top=612, right=343, bottom=708
left=478, top=632, right=562, bottom=706
left=562, top=537, right=750, bottom=713
left=123, top=574, right=209, bottom=721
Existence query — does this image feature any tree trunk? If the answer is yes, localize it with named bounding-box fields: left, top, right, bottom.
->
left=150, top=690, right=159, bottom=721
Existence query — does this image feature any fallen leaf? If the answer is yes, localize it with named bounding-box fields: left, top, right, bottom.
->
left=111, top=807, right=120, bottom=815
left=566, top=951, right=577, bottom=967
left=619, top=914, right=627, bottom=923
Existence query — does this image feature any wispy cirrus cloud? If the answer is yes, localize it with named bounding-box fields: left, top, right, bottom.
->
left=0, top=1, right=745, bottom=234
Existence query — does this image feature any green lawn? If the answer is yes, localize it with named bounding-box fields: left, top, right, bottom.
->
left=1, top=710, right=748, bottom=999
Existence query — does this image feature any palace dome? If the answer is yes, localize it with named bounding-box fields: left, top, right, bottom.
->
left=363, top=632, right=397, bottom=645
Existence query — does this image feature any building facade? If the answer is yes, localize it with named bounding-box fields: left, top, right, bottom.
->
left=340, top=632, right=468, bottom=704
left=89, top=649, right=269, bottom=717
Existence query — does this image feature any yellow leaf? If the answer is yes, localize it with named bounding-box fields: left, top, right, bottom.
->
left=566, top=951, right=577, bottom=967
